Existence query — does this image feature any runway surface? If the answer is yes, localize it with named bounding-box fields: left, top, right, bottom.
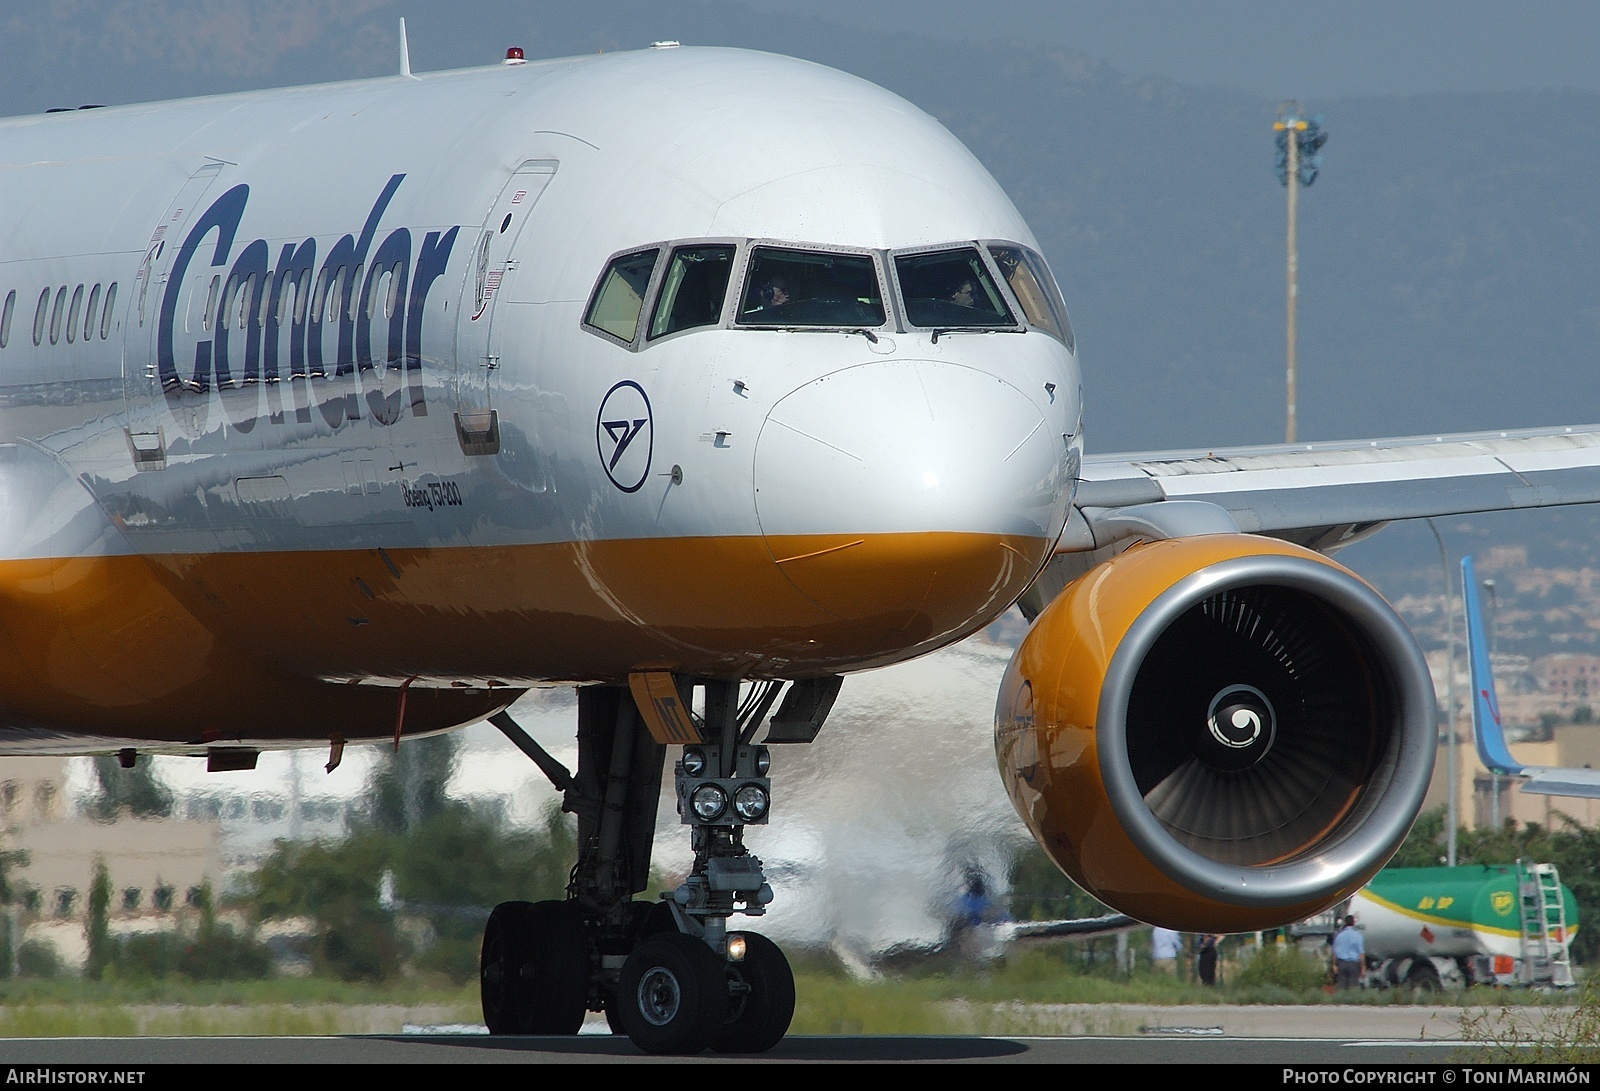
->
left=1, top=1033, right=1465, bottom=1064
left=1, top=1005, right=1495, bottom=1064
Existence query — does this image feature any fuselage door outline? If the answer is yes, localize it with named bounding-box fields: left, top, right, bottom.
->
left=453, top=161, right=558, bottom=454
left=123, top=161, right=225, bottom=455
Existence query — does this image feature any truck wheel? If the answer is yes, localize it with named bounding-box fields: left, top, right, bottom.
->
left=1404, top=961, right=1441, bottom=993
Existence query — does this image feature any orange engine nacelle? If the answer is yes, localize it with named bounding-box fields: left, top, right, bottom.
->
left=996, top=534, right=1436, bottom=932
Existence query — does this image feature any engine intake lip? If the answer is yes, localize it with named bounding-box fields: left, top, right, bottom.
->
left=1096, top=552, right=1435, bottom=909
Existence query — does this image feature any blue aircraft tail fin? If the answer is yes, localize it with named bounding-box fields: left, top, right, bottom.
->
left=1462, top=555, right=1523, bottom=775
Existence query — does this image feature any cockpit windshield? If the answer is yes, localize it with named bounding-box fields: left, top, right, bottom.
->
left=986, top=244, right=1074, bottom=352
left=894, top=247, right=1014, bottom=329
left=650, top=244, right=735, bottom=339
left=582, top=237, right=1074, bottom=351
left=736, top=247, right=885, bottom=327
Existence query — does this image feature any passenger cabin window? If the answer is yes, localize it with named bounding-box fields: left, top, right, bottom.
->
left=0, top=290, right=14, bottom=348
left=100, top=283, right=117, bottom=339
left=987, top=244, right=1074, bottom=353
left=84, top=283, right=101, bottom=343
left=311, top=269, right=329, bottom=325
left=32, top=288, right=48, bottom=346
left=737, top=248, right=884, bottom=327
left=585, top=249, right=659, bottom=343
left=649, top=245, right=734, bottom=339
left=894, top=248, right=1013, bottom=329
left=49, top=286, right=66, bottom=345
left=202, top=275, right=220, bottom=333
left=65, top=285, right=83, bottom=344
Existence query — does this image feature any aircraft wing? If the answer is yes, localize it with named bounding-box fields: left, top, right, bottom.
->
left=1070, top=424, right=1600, bottom=553
left=995, top=913, right=1140, bottom=942
left=1521, top=770, right=1600, bottom=799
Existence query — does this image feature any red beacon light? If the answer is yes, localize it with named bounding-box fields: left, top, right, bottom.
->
left=503, top=47, right=526, bottom=66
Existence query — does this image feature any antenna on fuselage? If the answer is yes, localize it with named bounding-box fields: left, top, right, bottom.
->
left=399, top=17, right=413, bottom=78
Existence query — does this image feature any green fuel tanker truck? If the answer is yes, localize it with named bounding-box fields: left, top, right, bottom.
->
left=1299, top=862, right=1578, bottom=990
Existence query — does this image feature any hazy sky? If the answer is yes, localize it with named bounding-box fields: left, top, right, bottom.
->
left=8, top=2, right=1598, bottom=112
left=744, top=0, right=1600, bottom=99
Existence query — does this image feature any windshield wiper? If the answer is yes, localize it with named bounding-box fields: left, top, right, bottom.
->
left=931, top=327, right=1020, bottom=344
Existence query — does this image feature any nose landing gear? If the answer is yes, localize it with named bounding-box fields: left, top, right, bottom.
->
left=614, top=931, right=728, bottom=1053
left=481, top=676, right=833, bottom=1054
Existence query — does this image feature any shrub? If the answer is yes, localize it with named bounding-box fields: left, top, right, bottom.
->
left=1231, top=944, right=1328, bottom=993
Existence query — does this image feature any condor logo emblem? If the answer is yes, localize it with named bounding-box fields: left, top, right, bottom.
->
left=597, top=380, right=653, bottom=492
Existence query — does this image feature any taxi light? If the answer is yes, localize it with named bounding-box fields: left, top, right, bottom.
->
left=682, top=747, right=707, bottom=776
left=727, top=934, right=747, bottom=962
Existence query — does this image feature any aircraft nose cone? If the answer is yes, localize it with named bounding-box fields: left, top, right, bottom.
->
left=753, top=360, right=1072, bottom=634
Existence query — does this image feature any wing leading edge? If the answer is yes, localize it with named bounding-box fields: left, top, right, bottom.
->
left=1075, top=424, right=1600, bottom=553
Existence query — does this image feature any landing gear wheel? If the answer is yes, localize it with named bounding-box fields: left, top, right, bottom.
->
left=480, top=899, right=590, bottom=1035
left=482, top=901, right=533, bottom=1034
left=616, top=932, right=728, bottom=1054
left=602, top=901, right=669, bottom=1034
left=711, top=932, right=794, bottom=1054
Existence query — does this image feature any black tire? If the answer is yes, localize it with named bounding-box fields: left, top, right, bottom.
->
left=616, top=932, right=728, bottom=1054
left=1404, top=960, right=1442, bottom=994
left=602, top=900, right=669, bottom=1033
left=711, top=932, right=795, bottom=1054
left=481, top=901, right=534, bottom=1034
left=480, top=899, right=591, bottom=1035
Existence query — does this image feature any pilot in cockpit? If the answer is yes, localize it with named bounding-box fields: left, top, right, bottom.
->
left=756, top=273, right=792, bottom=312
left=949, top=276, right=979, bottom=310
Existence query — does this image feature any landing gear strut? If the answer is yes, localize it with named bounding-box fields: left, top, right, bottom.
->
left=481, top=675, right=837, bottom=1054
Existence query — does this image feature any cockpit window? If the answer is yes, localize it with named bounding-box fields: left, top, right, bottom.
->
left=736, top=247, right=884, bottom=327
left=894, top=247, right=1014, bottom=329
left=987, top=244, right=1074, bottom=352
left=585, top=248, right=659, bottom=343
left=649, top=244, right=735, bottom=339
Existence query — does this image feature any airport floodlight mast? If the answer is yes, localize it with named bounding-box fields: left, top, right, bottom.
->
left=1273, top=103, right=1327, bottom=443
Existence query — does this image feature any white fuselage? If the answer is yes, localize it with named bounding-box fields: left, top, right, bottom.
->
left=0, top=47, right=1079, bottom=750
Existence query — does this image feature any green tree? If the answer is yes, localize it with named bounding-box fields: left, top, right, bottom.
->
left=396, top=801, right=577, bottom=982
left=0, top=846, right=27, bottom=976
left=1386, top=806, right=1450, bottom=867
left=250, top=830, right=402, bottom=981
left=85, top=756, right=173, bottom=823
left=1006, top=841, right=1110, bottom=922
left=85, top=857, right=111, bottom=980
left=366, top=734, right=458, bottom=836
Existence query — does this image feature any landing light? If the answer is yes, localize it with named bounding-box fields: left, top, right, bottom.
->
left=727, top=934, right=747, bottom=962
left=734, top=784, right=769, bottom=822
left=691, top=783, right=728, bottom=821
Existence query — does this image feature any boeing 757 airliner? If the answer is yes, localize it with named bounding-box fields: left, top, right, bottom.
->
left=4, top=38, right=1600, bottom=1052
